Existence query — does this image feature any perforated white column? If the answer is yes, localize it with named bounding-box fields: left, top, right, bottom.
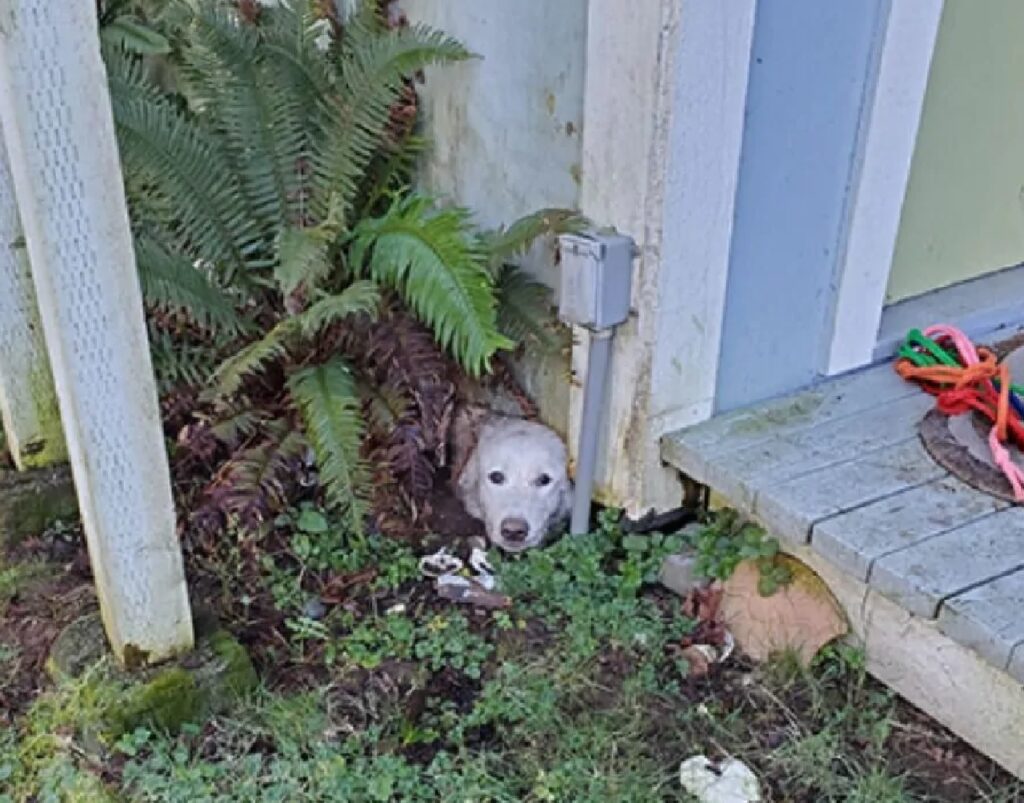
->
left=0, top=0, right=193, bottom=664
left=0, top=138, right=67, bottom=470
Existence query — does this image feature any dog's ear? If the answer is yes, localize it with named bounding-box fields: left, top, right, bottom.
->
left=455, top=438, right=484, bottom=519
left=556, top=477, right=573, bottom=522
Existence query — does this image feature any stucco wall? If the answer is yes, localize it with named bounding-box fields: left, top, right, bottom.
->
left=407, top=1, right=586, bottom=435
left=887, top=0, right=1024, bottom=303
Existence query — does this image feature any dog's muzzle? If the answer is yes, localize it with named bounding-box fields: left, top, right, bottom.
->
left=499, top=516, right=529, bottom=544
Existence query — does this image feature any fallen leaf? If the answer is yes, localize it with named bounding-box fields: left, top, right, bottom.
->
left=678, top=645, right=713, bottom=678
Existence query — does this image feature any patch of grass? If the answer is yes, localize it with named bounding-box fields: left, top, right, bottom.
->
left=1, top=665, right=124, bottom=802
left=4, top=510, right=1023, bottom=801
left=0, top=560, right=49, bottom=616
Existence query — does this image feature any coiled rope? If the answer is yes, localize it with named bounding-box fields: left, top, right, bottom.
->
left=894, top=324, right=1024, bottom=502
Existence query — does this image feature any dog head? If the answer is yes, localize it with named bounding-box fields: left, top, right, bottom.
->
left=455, top=415, right=572, bottom=552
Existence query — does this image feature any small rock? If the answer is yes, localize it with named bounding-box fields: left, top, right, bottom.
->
left=719, top=556, right=847, bottom=666
left=659, top=552, right=703, bottom=597
left=435, top=575, right=510, bottom=609
left=679, top=756, right=761, bottom=803
left=303, top=597, right=327, bottom=621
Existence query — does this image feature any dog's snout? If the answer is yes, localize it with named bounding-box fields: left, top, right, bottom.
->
left=500, top=517, right=529, bottom=543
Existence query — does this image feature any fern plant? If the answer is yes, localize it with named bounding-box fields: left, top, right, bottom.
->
left=103, top=0, right=581, bottom=535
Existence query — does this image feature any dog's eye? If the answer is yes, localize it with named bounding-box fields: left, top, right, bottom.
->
left=535, top=473, right=552, bottom=487
left=488, top=471, right=506, bottom=485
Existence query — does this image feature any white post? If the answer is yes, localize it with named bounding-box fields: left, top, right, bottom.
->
left=0, top=0, right=193, bottom=664
left=0, top=138, right=67, bottom=470
left=824, top=0, right=944, bottom=376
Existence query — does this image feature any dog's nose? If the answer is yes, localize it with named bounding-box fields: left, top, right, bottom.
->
left=500, top=517, right=529, bottom=543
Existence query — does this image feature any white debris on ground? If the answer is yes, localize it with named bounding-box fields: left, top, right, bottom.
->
left=419, top=545, right=509, bottom=609
left=418, top=547, right=464, bottom=578
left=468, top=547, right=495, bottom=590
left=679, top=756, right=762, bottom=803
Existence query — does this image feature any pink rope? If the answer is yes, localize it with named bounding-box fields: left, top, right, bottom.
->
left=925, top=324, right=1024, bottom=501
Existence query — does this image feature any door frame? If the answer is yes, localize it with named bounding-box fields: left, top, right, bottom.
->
left=824, top=0, right=945, bottom=375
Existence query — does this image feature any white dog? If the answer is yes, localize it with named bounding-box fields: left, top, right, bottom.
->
left=453, top=407, right=573, bottom=553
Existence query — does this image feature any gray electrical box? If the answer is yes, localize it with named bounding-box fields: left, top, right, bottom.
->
left=557, top=231, right=635, bottom=330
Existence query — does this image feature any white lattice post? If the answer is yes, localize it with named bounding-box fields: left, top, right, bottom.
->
left=0, top=138, right=67, bottom=470
left=0, top=0, right=193, bottom=664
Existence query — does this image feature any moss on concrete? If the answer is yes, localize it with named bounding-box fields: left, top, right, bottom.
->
left=204, top=628, right=260, bottom=700
left=2, top=239, right=68, bottom=470
left=46, top=612, right=258, bottom=743
left=17, top=361, right=68, bottom=470
left=0, top=464, right=78, bottom=549
left=106, top=667, right=202, bottom=737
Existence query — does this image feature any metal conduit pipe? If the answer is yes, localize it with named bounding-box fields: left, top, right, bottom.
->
left=569, top=327, right=614, bottom=534
left=557, top=232, right=636, bottom=535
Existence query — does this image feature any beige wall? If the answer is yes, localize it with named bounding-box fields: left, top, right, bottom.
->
left=887, top=0, right=1024, bottom=303
left=408, top=0, right=587, bottom=439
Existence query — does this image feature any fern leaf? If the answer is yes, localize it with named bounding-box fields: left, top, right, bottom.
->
left=274, top=224, right=334, bottom=298
left=100, top=16, right=172, bottom=55
left=351, top=195, right=512, bottom=376
left=208, top=409, right=271, bottom=447
left=494, top=264, right=568, bottom=354
left=297, top=280, right=381, bottom=338
left=483, top=208, right=587, bottom=273
left=311, top=23, right=472, bottom=225
left=148, top=327, right=221, bottom=393
left=177, top=2, right=307, bottom=234
left=213, top=318, right=299, bottom=396
left=136, top=234, right=247, bottom=334
left=288, top=359, right=368, bottom=535
left=106, top=49, right=261, bottom=275
left=255, top=0, right=336, bottom=116
left=203, top=428, right=309, bottom=529
left=354, top=134, right=428, bottom=220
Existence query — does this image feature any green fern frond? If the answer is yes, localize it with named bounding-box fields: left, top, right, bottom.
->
left=100, top=15, right=171, bottom=55
left=355, top=134, right=428, bottom=220
left=177, top=2, right=306, bottom=234
left=107, top=55, right=261, bottom=275
left=494, top=265, right=568, bottom=355
left=311, top=23, right=472, bottom=224
left=255, top=0, right=335, bottom=116
left=208, top=409, right=272, bottom=446
left=148, top=328, right=221, bottom=392
left=351, top=195, right=512, bottom=375
left=136, top=235, right=247, bottom=334
left=275, top=224, right=334, bottom=298
left=213, top=318, right=299, bottom=396
left=297, top=280, right=381, bottom=338
left=288, top=359, right=369, bottom=535
left=483, top=208, right=587, bottom=274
